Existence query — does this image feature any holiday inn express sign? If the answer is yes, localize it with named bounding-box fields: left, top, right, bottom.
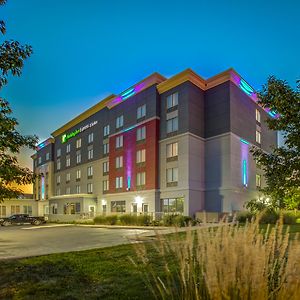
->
left=61, top=121, right=98, bottom=143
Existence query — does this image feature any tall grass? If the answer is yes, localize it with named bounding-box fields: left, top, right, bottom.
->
left=132, top=218, right=300, bottom=300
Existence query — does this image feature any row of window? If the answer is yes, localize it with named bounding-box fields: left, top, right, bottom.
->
left=55, top=171, right=147, bottom=195
left=0, top=205, right=32, bottom=216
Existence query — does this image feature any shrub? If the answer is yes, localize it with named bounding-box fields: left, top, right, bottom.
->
left=133, top=219, right=300, bottom=299
left=236, top=211, right=255, bottom=223
left=119, top=214, right=137, bottom=225
left=136, top=215, right=151, bottom=226
left=94, top=215, right=118, bottom=225
left=93, top=215, right=107, bottom=224
left=105, top=215, right=118, bottom=225
left=162, top=214, right=194, bottom=227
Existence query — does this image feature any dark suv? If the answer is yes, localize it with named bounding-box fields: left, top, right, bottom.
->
left=0, top=214, right=46, bottom=226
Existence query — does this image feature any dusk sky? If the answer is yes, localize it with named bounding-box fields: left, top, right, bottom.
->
left=1, top=0, right=300, bottom=169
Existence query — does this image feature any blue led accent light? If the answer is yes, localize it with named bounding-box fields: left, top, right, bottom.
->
left=123, top=125, right=136, bottom=133
left=41, top=176, right=45, bottom=200
left=122, top=91, right=135, bottom=100
left=242, top=160, right=248, bottom=186
left=240, top=138, right=249, bottom=145
left=268, top=110, right=277, bottom=118
left=239, top=79, right=254, bottom=96
left=127, top=176, right=131, bottom=189
left=121, top=88, right=135, bottom=97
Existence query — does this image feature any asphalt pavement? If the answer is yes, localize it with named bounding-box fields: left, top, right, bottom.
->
left=0, top=224, right=149, bottom=259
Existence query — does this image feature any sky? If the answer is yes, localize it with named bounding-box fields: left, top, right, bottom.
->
left=1, top=0, right=300, bottom=170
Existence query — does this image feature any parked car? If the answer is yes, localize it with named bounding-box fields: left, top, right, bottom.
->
left=0, top=214, right=46, bottom=226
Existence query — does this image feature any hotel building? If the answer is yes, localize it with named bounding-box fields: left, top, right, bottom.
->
left=32, top=68, right=277, bottom=219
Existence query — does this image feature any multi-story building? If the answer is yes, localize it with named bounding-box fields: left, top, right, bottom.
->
left=32, top=68, right=277, bottom=219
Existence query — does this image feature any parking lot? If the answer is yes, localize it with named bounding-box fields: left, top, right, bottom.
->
left=0, top=224, right=149, bottom=259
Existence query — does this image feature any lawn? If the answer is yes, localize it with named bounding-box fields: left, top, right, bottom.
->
left=0, top=224, right=299, bottom=300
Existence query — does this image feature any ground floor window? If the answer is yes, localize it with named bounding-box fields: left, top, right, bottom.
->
left=161, top=197, right=184, bottom=213
left=23, top=205, right=33, bottom=215
left=142, top=203, right=149, bottom=213
left=111, top=201, right=126, bottom=213
left=131, top=203, right=137, bottom=213
left=0, top=206, right=6, bottom=217
left=43, top=205, right=49, bottom=215
left=51, top=203, right=58, bottom=214
left=11, top=205, right=20, bottom=214
left=64, top=202, right=81, bottom=214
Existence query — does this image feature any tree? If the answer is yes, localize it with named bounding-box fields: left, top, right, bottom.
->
left=0, top=0, right=38, bottom=202
left=252, top=76, right=300, bottom=209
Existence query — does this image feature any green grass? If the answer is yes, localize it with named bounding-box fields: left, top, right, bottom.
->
left=0, top=224, right=299, bottom=300
left=0, top=244, right=161, bottom=300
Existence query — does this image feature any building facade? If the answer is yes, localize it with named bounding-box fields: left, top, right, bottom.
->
left=32, top=68, right=277, bottom=219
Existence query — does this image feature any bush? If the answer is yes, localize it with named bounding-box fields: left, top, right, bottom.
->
left=94, top=215, right=118, bottom=225
left=119, top=214, right=137, bottom=225
left=105, top=215, right=118, bottom=225
left=259, top=210, right=279, bottom=224
left=162, top=214, right=195, bottom=227
left=236, top=211, right=255, bottom=223
left=93, top=215, right=107, bottom=224
left=136, top=215, right=151, bottom=226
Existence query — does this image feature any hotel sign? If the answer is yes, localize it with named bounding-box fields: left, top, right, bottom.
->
left=61, top=121, right=98, bottom=143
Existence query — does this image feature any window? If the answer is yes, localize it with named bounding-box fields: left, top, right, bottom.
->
left=87, top=166, right=93, bottom=177
left=167, top=142, right=178, bottom=158
left=256, top=126, right=261, bottom=144
left=116, top=135, right=123, bottom=149
left=116, top=176, right=123, bottom=189
left=57, top=148, right=61, bottom=157
left=256, top=174, right=262, bottom=188
left=51, top=203, right=58, bottom=214
left=167, top=117, right=178, bottom=133
left=76, top=151, right=81, bottom=164
left=46, top=152, right=50, bottom=161
left=111, top=201, right=126, bottom=213
left=76, top=138, right=81, bottom=148
left=167, top=92, right=178, bottom=109
left=76, top=169, right=81, bottom=180
left=142, top=203, right=149, bottom=213
left=56, top=188, right=61, bottom=196
left=103, top=180, right=109, bottom=192
left=116, top=115, right=124, bottom=129
left=66, top=155, right=70, bottom=167
left=76, top=185, right=81, bottom=194
left=116, top=156, right=123, bottom=169
left=103, top=161, right=109, bottom=174
left=103, top=142, right=109, bottom=155
left=23, top=205, right=32, bottom=215
left=38, top=157, right=41, bottom=164
left=137, top=104, right=146, bottom=119
left=0, top=206, right=7, bottom=217
left=66, top=173, right=71, bottom=182
left=167, top=167, right=178, bottom=183
left=66, top=187, right=71, bottom=195
left=256, top=109, right=261, bottom=123
left=136, top=172, right=146, bottom=186
left=88, top=148, right=94, bottom=160
left=161, top=197, right=184, bottom=213
left=87, top=183, right=93, bottom=194
left=57, top=159, right=61, bottom=170
left=103, top=124, right=110, bottom=137
left=88, top=133, right=94, bottom=143
left=66, top=144, right=71, bottom=153
left=11, top=205, right=20, bottom=214
left=136, top=149, right=146, bottom=163
left=136, top=126, right=146, bottom=141
left=56, top=175, right=61, bottom=184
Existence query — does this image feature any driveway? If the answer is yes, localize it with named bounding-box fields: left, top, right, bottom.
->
left=0, top=224, right=149, bottom=259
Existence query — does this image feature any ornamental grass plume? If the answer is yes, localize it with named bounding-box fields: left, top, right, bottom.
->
left=132, top=218, right=300, bottom=300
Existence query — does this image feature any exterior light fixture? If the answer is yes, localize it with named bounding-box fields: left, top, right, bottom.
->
left=135, top=196, right=143, bottom=205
